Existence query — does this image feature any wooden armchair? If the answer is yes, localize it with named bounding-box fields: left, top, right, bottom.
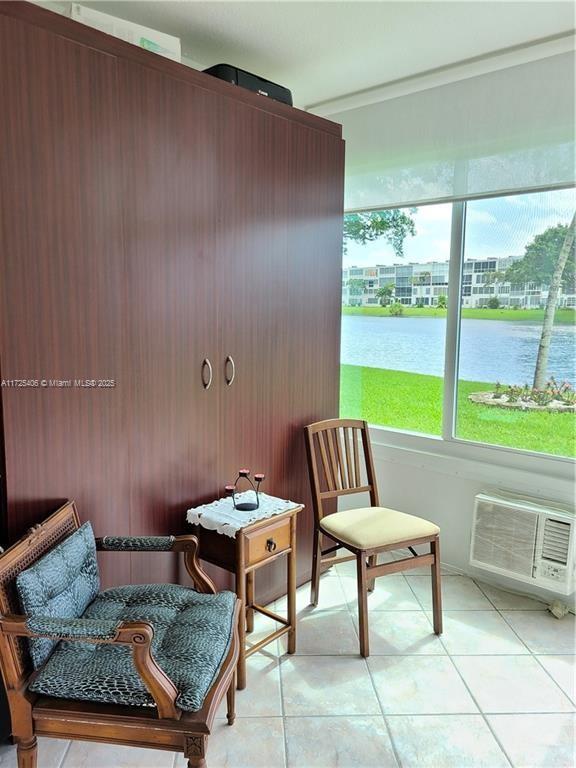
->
left=0, top=501, right=241, bottom=768
left=305, top=418, right=442, bottom=657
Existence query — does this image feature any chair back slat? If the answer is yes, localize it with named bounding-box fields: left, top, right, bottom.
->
left=316, top=430, right=334, bottom=490
left=333, top=428, right=347, bottom=489
left=352, top=428, right=361, bottom=487
left=325, top=430, right=341, bottom=491
left=305, top=419, right=379, bottom=522
left=342, top=427, right=353, bottom=488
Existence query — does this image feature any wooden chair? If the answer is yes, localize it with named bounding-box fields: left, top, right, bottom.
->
left=0, top=501, right=241, bottom=768
left=305, top=418, right=442, bottom=657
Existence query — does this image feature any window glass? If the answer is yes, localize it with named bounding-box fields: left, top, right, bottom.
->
left=456, top=189, right=576, bottom=457
left=340, top=204, right=451, bottom=435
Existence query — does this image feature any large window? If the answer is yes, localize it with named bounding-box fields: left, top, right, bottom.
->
left=340, top=189, right=576, bottom=458
left=455, top=189, right=575, bottom=457
left=341, top=204, right=451, bottom=436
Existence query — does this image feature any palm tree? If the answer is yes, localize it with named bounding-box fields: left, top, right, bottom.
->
left=412, top=271, right=431, bottom=286
left=376, top=283, right=394, bottom=306
left=533, top=213, right=575, bottom=389
left=482, top=270, right=506, bottom=287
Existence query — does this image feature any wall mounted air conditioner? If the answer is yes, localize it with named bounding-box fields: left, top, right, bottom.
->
left=71, top=4, right=181, bottom=62
left=470, top=491, right=575, bottom=595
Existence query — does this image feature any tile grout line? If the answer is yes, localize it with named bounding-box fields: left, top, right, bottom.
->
left=530, top=653, right=576, bottom=707
left=344, top=561, right=420, bottom=768
left=477, top=578, right=576, bottom=708
left=57, top=740, right=73, bottom=768
left=489, top=592, right=576, bottom=708
left=442, top=650, right=515, bottom=766
left=446, top=575, right=574, bottom=764
left=363, top=656, right=406, bottom=768
left=407, top=570, right=517, bottom=766
left=300, top=567, right=406, bottom=767
left=277, top=654, right=290, bottom=768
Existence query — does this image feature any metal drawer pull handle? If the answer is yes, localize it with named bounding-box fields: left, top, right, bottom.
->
left=201, top=358, right=213, bottom=390
left=225, top=355, right=236, bottom=386
left=266, top=538, right=277, bottom=552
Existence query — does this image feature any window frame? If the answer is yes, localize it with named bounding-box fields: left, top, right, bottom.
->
left=342, top=193, right=576, bottom=476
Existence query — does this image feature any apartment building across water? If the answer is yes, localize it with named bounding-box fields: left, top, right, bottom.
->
left=342, top=256, right=576, bottom=308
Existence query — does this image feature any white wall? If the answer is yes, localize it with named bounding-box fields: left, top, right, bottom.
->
left=341, top=429, right=575, bottom=604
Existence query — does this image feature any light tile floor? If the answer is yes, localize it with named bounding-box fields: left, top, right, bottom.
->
left=1, top=562, right=574, bottom=768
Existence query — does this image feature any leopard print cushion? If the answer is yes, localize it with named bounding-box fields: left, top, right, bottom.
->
left=16, top=522, right=100, bottom=668
left=29, top=584, right=236, bottom=713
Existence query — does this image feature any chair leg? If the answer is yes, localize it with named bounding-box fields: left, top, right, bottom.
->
left=185, top=735, right=207, bottom=768
left=17, top=738, right=37, bottom=768
left=246, top=571, right=254, bottom=634
left=188, top=759, right=206, bottom=768
left=226, top=671, right=236, bottom=725
left=356, top=552, right=370, bottom=658
left=431, top=537, right=443, bottom=635
left=367, top=554, right=377, bottom=592
left=310, top=526, right=321, bottom=607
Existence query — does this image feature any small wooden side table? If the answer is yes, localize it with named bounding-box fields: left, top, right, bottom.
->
left=188, top=501, right=302, bottom=690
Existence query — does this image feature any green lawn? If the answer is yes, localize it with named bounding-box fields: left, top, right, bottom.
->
left=340, top=365, right=576, bottom=458
left=342, top=306, right=576, bottom=324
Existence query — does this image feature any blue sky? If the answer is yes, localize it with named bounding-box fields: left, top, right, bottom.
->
left=344, top=188, right=575, bottom=268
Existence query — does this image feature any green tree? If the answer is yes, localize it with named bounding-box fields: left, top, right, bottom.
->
left=376, top=283, right=394, bottom=306
left=536, top=218, right=574, bottom=388
left=505, top=223, right=575, bottom=289
left=506, top=219, right=575, bottom=388
left=437, top=294, right=447, bottom=309
left=412, top=271, right=431, bottom=286
left=343, top=209, right=416, bottom=257
left=483, top=270, right=506, bottom=286
left=487, top=296, right=500, bottom=309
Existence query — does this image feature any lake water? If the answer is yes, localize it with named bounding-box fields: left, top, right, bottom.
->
left=341, top=316, right=576, bottom=385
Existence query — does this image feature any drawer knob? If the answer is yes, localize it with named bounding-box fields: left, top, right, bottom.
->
left=266, top=538, right=277, bottom=552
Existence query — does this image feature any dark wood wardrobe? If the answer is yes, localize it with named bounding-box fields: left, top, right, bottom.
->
left=0, top=2, right=344, bottom=601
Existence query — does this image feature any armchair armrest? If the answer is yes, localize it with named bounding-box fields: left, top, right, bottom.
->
left=97, top=536, right=175, bottom=552
left=0, top=615, right=180, bottom=720
left=96, top=534, right=216, bottom=594
left=26, top=615, right=122, bottom=641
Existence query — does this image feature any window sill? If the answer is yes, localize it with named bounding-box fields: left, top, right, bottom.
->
left=367, top=423, right=575, bottom=484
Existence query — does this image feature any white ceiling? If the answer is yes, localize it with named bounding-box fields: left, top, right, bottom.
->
left=79, top=1, right=575, bottom=108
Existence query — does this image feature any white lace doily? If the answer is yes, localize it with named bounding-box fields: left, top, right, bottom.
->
left=186, top=492, right=299, bottom=538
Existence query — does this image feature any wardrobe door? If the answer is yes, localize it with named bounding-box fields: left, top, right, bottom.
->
left=118, top=62, right=220, bottom=584
left=215, top=102, right=344, bottom=601
left=0, top=15, right=131, bottom=586
left=284, top=126, right=345, bottom=587
left=210, top=102, right=290, bottom=598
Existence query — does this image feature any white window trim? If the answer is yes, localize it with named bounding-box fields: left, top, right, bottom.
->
left=368, top=425, right=574, bottom=483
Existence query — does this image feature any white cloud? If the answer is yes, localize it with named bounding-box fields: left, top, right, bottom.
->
left=466, top=209, right=497, bottom=225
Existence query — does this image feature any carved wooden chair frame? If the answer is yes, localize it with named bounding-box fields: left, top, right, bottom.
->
left=0, top=501, right=240, bottom=768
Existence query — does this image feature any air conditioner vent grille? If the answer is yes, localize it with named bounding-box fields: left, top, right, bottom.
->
left=472, top=501, right=538, bottom=577
left=541, top=518, right=570, bottom=565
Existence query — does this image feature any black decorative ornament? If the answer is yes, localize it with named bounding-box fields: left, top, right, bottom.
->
left=225, top=470, right=265, bottom=511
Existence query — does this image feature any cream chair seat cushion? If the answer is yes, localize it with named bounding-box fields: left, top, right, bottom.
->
left=319, top=506, right=439, bottom=550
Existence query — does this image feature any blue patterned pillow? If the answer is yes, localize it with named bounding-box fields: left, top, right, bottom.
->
left=16, top=522, right=100, bottom=668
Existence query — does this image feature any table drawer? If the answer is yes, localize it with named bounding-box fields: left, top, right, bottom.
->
left=245, top=519, right=290, bottom=566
